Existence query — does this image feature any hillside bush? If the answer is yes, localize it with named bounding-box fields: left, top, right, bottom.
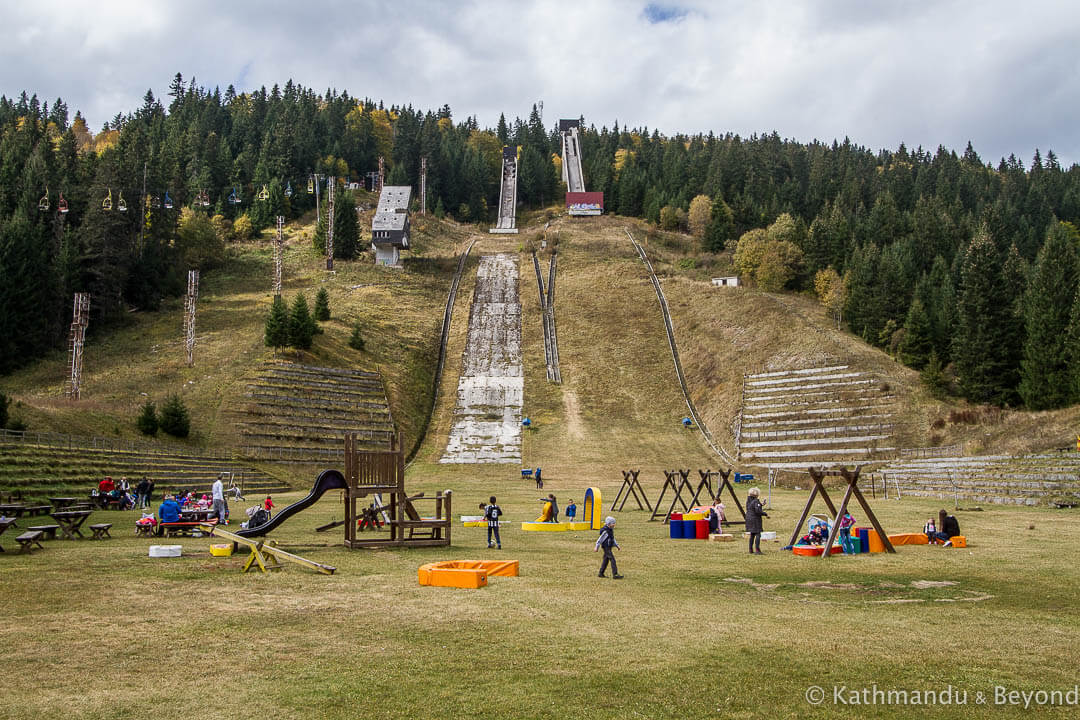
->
left=348, top=320, right=365, bottom=350
left=136, top=400, right=158, bottom=436
left=159, top=394, right=191, bottom=438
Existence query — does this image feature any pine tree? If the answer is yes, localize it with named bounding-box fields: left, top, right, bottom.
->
left=332, top=190, right=359, bottom=259
left=1019, top=222, right=1080, bottom=408
left=264, top=295, right=289, bottom=352
left=348, top=320, right=365, bottom=350
left=314, top=287, right=331, bottom=321
left=896, top=296, right=932, bottom=368
left=136, top=400, right=158, bottom=436
left=702, top=195, right=734, bottom=252
left=158, top=394, right=191, bottom=438
left=288, top=294, right=315, bottom=351
left=1065, top=288, right=1080, bottom=402
left=952, top=228, right=1014, bottom=405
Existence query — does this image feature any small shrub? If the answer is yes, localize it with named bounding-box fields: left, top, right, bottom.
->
left=136, top=400, right=158, bottom=436
left=348, top=321, right=365, bottom=351
left=929, top=433, right=943, bottom=446
left=159, top=394, right=191, bottom=438
left=930, top=418, right=946, bottom=430
left=6, top=417, right=27, bottom=432
left=314, top=288, right=331, bottom=322
left=880, top=381, right=892, bottom=394
left=948, top=409, right=978, bottom=425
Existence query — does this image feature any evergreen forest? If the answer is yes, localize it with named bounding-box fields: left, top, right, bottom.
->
left=3, top=73, right=1080, bottom=410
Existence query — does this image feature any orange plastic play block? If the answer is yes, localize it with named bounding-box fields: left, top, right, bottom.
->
left=866, top=530, right=886, bottom=553
left=417, top=560, right=519, bottom=588
left=888, top=532, right=929, bottom=546
left=949, top=535, right=967, bottom=548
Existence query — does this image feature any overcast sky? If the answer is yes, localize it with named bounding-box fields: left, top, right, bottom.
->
left=2, top=0, right=1077, bottom=165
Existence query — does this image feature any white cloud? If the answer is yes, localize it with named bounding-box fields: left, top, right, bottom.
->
left=0, top=0, right=1076, bottom=163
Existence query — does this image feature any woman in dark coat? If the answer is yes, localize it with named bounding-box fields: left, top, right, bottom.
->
left=745, top=487, right=768, bottom=554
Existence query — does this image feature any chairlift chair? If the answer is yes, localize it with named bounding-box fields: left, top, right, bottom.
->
left=164, top=191, right=173, bottom=209
left=102, top=188, right=113, bottom=212
left=150, top=195, right=161, bottom=210
left=258, top=185, right=269, bottom=201
left=58, top=192, right=69, bottom=214
left=38, top=187, right=49, bottom=211
left=197, top=189, right=210, bottom=207
left=285, top=181, right=293, bottom=198
left=228, top=187, right=240, bottom=205
left=117, top=192, right=127, bottom=212
left=307, top=176, right=314, bottom=194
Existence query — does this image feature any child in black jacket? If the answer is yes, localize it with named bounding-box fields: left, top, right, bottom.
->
left=594, top=516, right=623, bottom=579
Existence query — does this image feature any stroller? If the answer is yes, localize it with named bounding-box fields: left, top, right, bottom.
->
left=242, top=505, right=270, bottom=531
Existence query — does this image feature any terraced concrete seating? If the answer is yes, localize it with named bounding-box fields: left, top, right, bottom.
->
left=737, top=364, right=899, bottom=468
left=880, top=454, right=1080, bottom=506
left=230, top=361, right=395, bottom=463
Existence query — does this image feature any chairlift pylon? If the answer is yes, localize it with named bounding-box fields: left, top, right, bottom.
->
left=117, top=192, right=127, bottom=212
left=102, top=188, right=113, bottom=212
left=258, top=185, right=269, bottom=201
left=164, top=190, right=173, bottom=209
left=58, top=192, right=69, bottom=214
left=285, top=181, right=293, bottom=198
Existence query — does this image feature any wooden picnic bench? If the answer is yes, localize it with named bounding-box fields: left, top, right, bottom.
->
left=0, top=504, right=26, bottom=518
left=15, top=530, right=44, bottom=554
left=48, top=497, right=78, bottom=510
left=25, top=505, right=53, bottom=517
left=50, top=510, right=93, bottom=540
left=135, top=522, right=156, bottom=537
left=89, top=523, right=113, bottom=540
left=160, top=521, right=210, bottom=538
left=26, top=524, right=60, bottom=540
left=0, top=517, right=16, bottom=552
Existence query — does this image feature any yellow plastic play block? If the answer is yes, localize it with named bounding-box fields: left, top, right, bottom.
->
left=566, top=521, right=592, bottom=531
left=684, top=513, right=704, bottom=521
left=708, top=533, right=734, bottom=542
left=521, top=521, right=569, bottom=532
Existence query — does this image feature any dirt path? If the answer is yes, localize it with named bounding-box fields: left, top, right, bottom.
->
left=563, top=388, right=584, bottom=440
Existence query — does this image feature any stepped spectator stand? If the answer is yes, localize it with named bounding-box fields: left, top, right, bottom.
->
left=786, top=466, right=895, bottom=558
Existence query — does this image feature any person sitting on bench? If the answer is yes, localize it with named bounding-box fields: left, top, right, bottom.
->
left=157, top=495, right=181, bottom=535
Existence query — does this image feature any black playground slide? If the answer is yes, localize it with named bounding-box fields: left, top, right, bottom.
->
left=235, top=469, right=348, bottom=538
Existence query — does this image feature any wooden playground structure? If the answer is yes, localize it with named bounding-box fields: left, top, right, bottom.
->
left=612, top=468, right=746, bottom=525
left=343, top=432, right=451, bottom=549
left=786, top=465, right=895, bottom=559
left=206, top=524, right=336, bottom=575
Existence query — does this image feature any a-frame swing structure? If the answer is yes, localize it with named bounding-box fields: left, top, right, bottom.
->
left=786, top=465, right=895, bottom=559
left=707, top=468, right=747, bottom=527
left=651, top=469, right=695, bottom=523
left=610, top=469, right=653, bottom=513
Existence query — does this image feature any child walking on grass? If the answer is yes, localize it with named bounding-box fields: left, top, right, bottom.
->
left=594, top=516, right=623, bottom=579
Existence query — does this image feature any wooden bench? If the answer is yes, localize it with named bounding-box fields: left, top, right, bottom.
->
left=26, top=525, right=60, bottom=541
left=25, top=506, right=53, bottom=517
left=135, top=523, right=156, bottom=538
left=15, top=530, right=44, bottom=554
left=89, top=523, right=113, bottom=540
left=160, top=522, right=208, bottom=537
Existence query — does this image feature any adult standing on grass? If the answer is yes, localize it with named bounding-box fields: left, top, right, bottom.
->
left=136, top=476, right=150, bottom=510
left=595, top=516, right=623, bottom=579
left=745, top=487, right=768, bottom=555
left=484, top=496, right=503, bottom=549
left=145, top=479, right=155, bottom=509
left=211, top=473, right=226, bottom=525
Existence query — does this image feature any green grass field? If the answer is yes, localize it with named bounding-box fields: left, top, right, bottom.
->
left=2, top=213, right=1079, bottom=719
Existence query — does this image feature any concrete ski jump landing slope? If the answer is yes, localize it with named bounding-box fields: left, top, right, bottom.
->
left=441, top=254, right=523, bottom=463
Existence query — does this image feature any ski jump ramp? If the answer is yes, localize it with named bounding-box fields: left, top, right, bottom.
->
left=441, top=254, right=523, bottom=463
left=490, top=146, right=518, bottom=234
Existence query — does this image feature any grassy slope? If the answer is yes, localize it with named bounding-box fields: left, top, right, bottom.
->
left=0, top=210, right=468, bottom=485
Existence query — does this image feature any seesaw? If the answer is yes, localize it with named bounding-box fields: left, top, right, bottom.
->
left=202, top=524, right=336, bottom=575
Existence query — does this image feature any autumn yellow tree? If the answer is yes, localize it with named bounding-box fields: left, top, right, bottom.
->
left=814, top=267, right=849, bottom=328
left=687, top=194, right=712, bottom=238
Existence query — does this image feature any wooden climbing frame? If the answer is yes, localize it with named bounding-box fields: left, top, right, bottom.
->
left=611, top=469, right=653, bottom=513
left=786, top=466, right=895, bottom=558
left=343, top=432, right=451, bottom=549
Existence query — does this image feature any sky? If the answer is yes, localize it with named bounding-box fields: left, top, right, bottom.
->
left=1, top=0, right=1078, bottom=165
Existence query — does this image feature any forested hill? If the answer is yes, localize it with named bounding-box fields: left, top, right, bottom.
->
left=2, top=74, right=1080, bottom=412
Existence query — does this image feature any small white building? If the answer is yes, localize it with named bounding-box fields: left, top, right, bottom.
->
left=711, top=276, right=740, bottom=288
left=371, top=186, right=411, bottom=266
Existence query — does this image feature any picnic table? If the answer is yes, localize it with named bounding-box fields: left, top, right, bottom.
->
left=0, top=517, right=17, bottom=551
left=51, top=510, right=93, bottom=540
left=49, top=497, right=78, bottom=510
left=0, top=504, right=26, bottom=518
left=180, top=508, right=214, bottom=522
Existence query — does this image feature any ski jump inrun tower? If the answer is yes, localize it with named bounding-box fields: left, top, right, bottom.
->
left=490, top=145, right=519, bottom=234
left=560, top=119, right=603, bottom=216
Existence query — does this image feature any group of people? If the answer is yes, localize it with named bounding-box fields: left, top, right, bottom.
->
left=93, top=476, right=140, bottom=510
